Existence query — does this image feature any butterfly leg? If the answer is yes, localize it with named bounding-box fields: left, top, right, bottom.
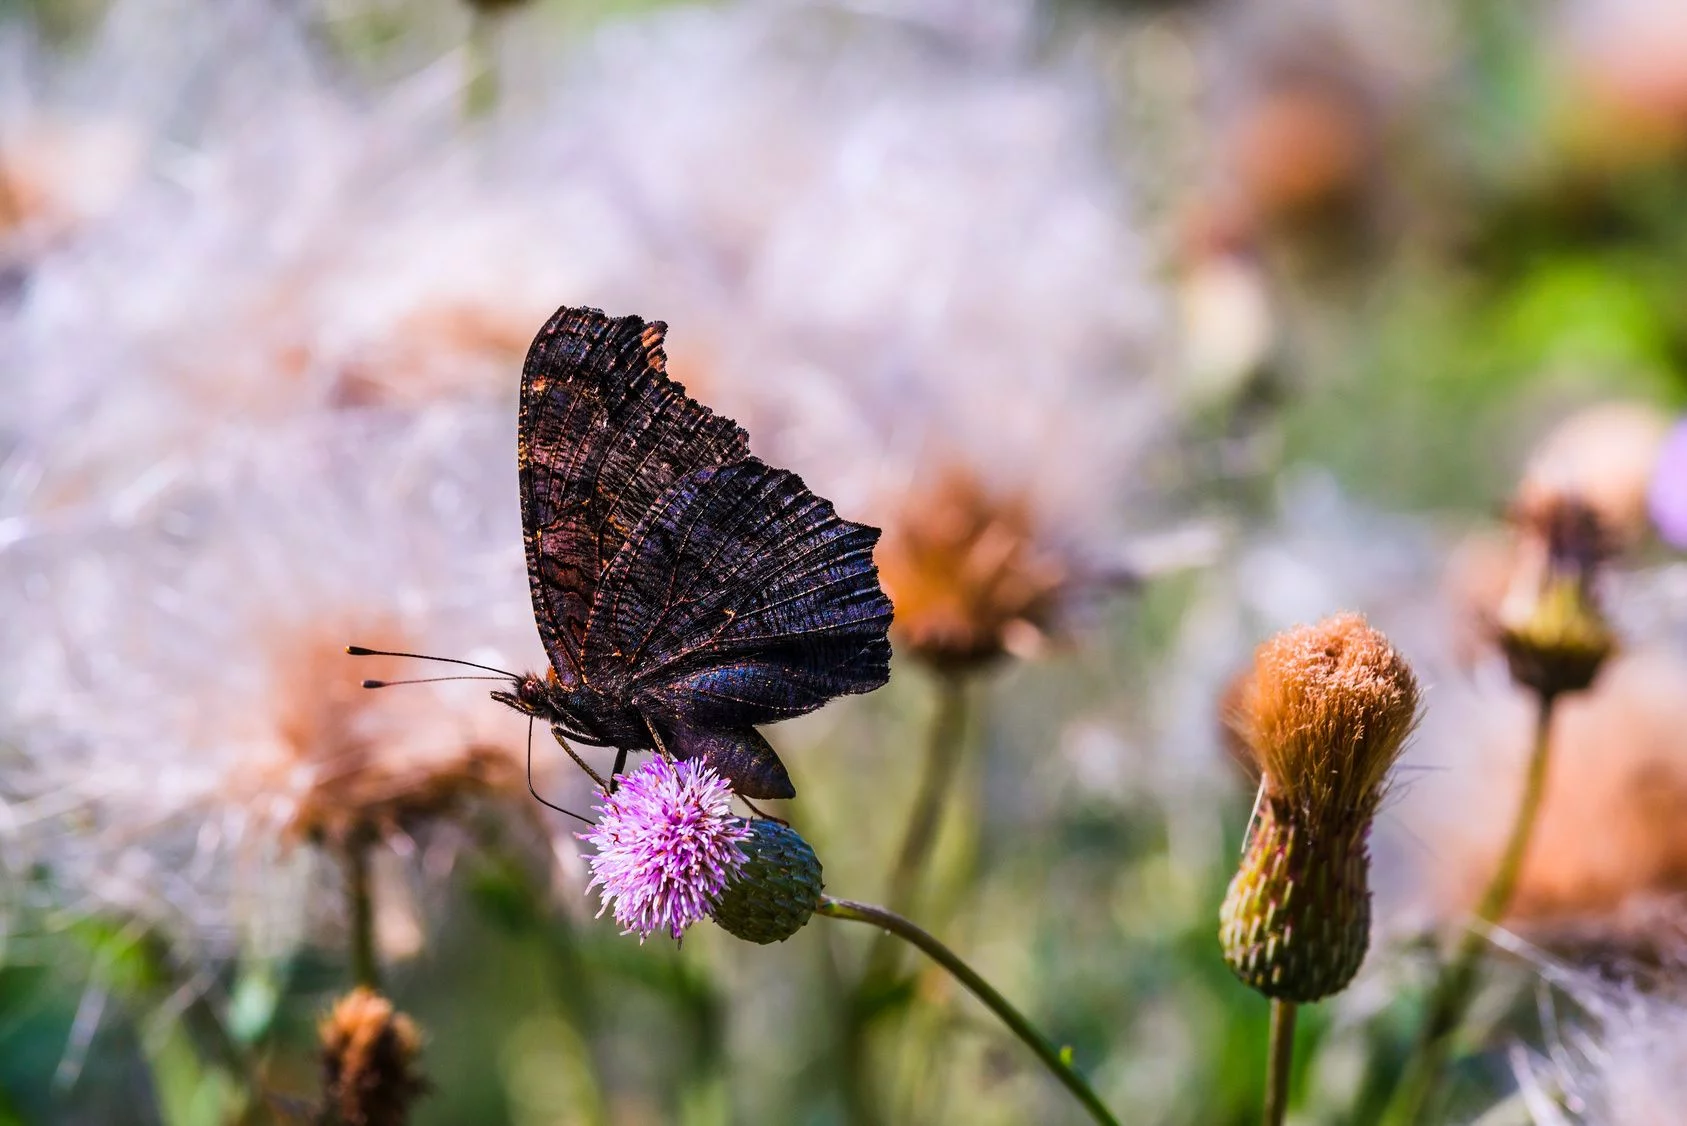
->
left=608, top=747, right=629, bottom=793
left=548, top=722, right=612, bottom=792
left=739, top=796, right=789, bottom=827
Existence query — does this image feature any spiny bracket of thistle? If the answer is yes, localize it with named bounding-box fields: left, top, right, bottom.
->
left=711, top=819, right=825, bottom=944
left=1494, top=492, right=1616, bottom=700
left=1219, top=613, right=1420, bottom=1002
left=319, top=987, right=427, bottom=1126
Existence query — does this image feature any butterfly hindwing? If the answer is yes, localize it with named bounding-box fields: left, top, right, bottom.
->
left=582, top=459, right=893, bottom=726
left=518, top=306, right=749, bottom=676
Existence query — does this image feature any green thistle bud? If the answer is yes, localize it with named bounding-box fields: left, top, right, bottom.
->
left=1221, top=800, right=1372, bottom=1001
left=1493, top=494, right=1617, bottom=699
left=711, top=820, right=824, bottom=945
left=1219, top=614, right=1419, bottom=1002
left=1496, top=571, right=1614, bottom=699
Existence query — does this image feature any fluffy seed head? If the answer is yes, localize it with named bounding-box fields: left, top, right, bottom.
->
left=1231, top=612, right=1421, bottom=835
left=582, top=757, right=751, bottom=942
left=319, top=988, right=426, bottom=1126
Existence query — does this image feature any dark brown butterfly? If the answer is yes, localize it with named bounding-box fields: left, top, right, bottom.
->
left=486, top=305, right=893, bottom=799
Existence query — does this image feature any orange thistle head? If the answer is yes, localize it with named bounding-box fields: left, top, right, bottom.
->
left=1232, top=612, right=1421, bottom=835
left=875, top=468, right=1071, bottom=672
left=253, top=625, right=528, bottom=850
left=319, top=987, right=426, bottom=1126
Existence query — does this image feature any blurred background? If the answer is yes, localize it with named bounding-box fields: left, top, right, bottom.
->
left=2, top=0, right=1687, bottom=1122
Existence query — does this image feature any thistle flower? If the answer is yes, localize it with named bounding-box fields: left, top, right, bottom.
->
left=1651, top=418, right=1687, bottom=549
left=581, top=758, right=751, bottom=942
left=319, top=987, right=427, bottom=1126
left=1220, top=613, right=1420, bottom=1002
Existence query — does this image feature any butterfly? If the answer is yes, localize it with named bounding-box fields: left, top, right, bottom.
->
left=487, top=305, right=894, bottom=800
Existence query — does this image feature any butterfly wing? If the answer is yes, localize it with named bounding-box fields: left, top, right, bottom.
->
left=518, top=306, right=749, bottom=677
left=582, top=459, right=893, bottom=726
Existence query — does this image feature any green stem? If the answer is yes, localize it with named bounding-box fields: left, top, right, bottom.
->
left=1382, top=691, right=1557, bottom=1126
left=462, top=9, right=501, bottom=119
left=864, top=672, right=970, bottom=982
left=818, top=896, right=1120, bottom=1126
left=1264, top=1000, right=1297, bottom=1126
left=345, top=834, right=380, bottom=992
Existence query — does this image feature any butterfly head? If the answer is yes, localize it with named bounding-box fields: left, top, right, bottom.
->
left=489, top=666, right=603, bottom=734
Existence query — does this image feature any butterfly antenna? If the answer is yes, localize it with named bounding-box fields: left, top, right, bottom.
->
left=526, top=717, right=592, bottom=825
left=346, top=645, right=516, bottom=678
left=361, top=675, right=508, bottom=689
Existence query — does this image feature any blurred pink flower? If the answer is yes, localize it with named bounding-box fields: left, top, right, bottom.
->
left=1649, top=418, right=1687, bottom=549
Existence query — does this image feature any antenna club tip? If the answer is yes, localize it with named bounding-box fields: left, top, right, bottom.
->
left=361, top=679, right=385, bottom=689
left=347, top=645, right=373, bottom=656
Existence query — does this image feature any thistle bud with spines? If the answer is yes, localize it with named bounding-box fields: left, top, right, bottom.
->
left=711, top=819, right=824, bottom=944
left=1496, top=493, right=1616, bottom=699
left=1219, top=613, right=1419, bottom=1002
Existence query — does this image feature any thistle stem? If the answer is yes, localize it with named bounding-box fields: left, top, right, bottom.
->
left=462, top=8, right=500, bottom=119
left=865, top=672, right=970, bottom=981
left=817, top=896, right=1120, bottom=1126
left=1264, top=999, right=1297, bottom=1126
left=345, top=833, right=380, bottom=991
left=1382, top=691, right=1557, bottom=1125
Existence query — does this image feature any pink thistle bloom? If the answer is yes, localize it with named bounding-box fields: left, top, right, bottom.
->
left=582, top=757, right=751, bottom=942
left=1651, top=418, right=1687, bottom=549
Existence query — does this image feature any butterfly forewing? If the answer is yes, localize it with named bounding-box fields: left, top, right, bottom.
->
left=518, top=307, right=749, bottom=676
left=583, top=459, right=893, bottom=727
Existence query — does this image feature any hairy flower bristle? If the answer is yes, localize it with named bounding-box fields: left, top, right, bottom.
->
left=582, top=758, right=751, bottom=942
left=1232, top=612, right=1421, bottom=833
left=319, top=988, right=426, bottom=1126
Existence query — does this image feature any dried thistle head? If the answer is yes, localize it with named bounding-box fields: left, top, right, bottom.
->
left=876, top=468, right=1069, bottom=671
left=253, top=626, right=527, bottom=850
left=1221, top=613, right=1419, bottom=1002
left=1227, top=72, right=1372, bottom=225
left=1232, top=612, right=1421, bottom=835
left=319, top=988, right=426, bottom=1126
